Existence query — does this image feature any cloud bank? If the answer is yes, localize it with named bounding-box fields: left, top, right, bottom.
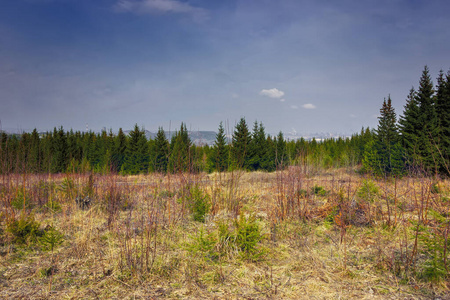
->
left=302, top=103, right=316, bottom=109
left=259, top=88, right=285, bottom=99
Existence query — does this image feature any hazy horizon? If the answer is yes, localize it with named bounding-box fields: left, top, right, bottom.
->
left=1, top=0, right=449, bottom=135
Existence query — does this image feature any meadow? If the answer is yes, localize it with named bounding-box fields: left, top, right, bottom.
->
left=1, top=167, right=449, bottom=299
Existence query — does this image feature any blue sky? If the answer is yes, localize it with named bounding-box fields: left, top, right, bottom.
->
left=1, top=0, right=449, bottom=135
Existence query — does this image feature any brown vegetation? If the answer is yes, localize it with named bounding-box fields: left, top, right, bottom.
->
left=1, top=168, right=449, bottom=299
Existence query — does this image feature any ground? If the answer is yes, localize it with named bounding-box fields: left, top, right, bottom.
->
left=1, top=168, right=449, bottom=299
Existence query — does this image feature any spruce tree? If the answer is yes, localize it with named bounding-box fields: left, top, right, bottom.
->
left=374, top=96, right=403, bottom=175
left=275, top=131, right=288, bottom=169
left=153, top=127, right=169, bottom=173
left=122, top=124, right=149, bottom=174
left=399, top=87, right=420, bottom=166
left=231, top=118, right=251, bottom=169
left=209, top=122, right=229, bottom=172
left=435, top=70, right=450, bottom=173
left=168, top=123, right=192, bottom=173
left=112, top=128, right=127, bottom=172
left=416, top=66, right=438, bottom=171
left=248, top=121, right=268, bottom=171
left=28, top=128, right=41, bottom=173
left=51, top=127, right=68, bottom=173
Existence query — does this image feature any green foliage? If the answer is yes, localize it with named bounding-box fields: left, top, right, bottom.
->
left=6, top=214, right=42, bottom=246
left=187, top=214, right=266, bottom=262
left=153, top=127, right=169, bottom=173
left=39, top=226, right=64, bottom=252
left=59, top=177, right=76, bottom=200
left=357, top=180, right=379, bottom=202
left=168, top=123, right=192, bottom=173
left=11, top=189, right=32, bottom=210
left=209, top=122, right=229, bottom=172
left=122, top=124, right=149, bottom=174
left=186, top=185, right=211, bottom=223
left=311, top=185, right=327, bottom=196
left=364, top=96, right=405, bottom=176
left=416, top=210, right=450, bottom=283
left=234, top=214, right=266, bottom=261
left=187, top=226, right=218, bottom=260
left=231, top=118, right=251, bottom=169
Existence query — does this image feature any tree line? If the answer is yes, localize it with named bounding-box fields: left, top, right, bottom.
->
left=363, top=66, right=450, bottom=176
left=0, top=120, right=370, bottom=175
left=1, top=66, right=447, bottom=176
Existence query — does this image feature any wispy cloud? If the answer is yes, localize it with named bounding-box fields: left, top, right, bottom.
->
left=280, top=98, right=285, bottom=102
left=114, top=0, right=208, bottom=21
left=302, top=103, right=316, bottom=109
left=290, top=105, right=298, bottom=109
left=259, top=88, right=285, bottom=99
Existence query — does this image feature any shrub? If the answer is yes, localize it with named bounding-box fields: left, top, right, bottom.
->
left=416, top=210, right=450, bottom=283
left=39, top=226, right=64, bottom=252
left=234, top=213, right=266, bottom=261
left=11, top=190, right=32, bottom=210
left=311, top=185, right=327, bottom=196
left=187, top=185, right=211, bottom=223
left=6, top=214, right=42, bottom=246
left=187, top=214, right=266, bottom=262
left=357, top=180, right=379, bottom=202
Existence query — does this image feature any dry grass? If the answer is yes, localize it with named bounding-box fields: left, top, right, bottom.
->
left=1, top=168, right=450, bottom=299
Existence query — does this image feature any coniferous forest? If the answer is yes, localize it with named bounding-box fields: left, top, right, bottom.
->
left=1, top=66, right=449, bottom=177
left=1, top=67, right=450, bottom=299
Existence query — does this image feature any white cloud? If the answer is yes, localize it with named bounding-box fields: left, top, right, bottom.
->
left=302, top=103, right=316, bottom=109
left=259, top=88, right=285, bottom=99
left=280, top=98, right=285, bottom=102
left=290, top=105, right=298, bottom=109
left=114, top=0, right=208, bottom=21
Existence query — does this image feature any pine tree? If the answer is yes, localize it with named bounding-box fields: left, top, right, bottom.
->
left=153, top=127, right=169, bottom=173
left=122, top=124, right=149, bottom=174
left=209, top=122, right=229, bottom=172
left=231, top=118, right=251, bottom=169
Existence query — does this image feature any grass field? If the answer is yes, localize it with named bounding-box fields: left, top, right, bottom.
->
left=1, top=167, right=449, bottom=299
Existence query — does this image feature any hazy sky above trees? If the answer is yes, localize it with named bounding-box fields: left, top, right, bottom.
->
left=1, top=0, right=449, bottom=135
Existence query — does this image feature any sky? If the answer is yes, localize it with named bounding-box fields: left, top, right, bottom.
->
left=1, top=0, right=450, bottom=136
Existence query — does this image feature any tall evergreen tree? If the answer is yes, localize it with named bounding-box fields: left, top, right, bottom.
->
left=209, top=122, right=229, bottom=172
left=168, top=123, right=192, bottom=173
left=275, top=131, right=288, bottom=169
left=112, top=128, right=127, bottom=172
left=28, top=129, right=41, bottom=173
left=374, top=96, right=403, bottom=175
left=435, top=70, right=450, bottom=173
left=248, top=121, right=268, bottom=171
left=51, top=127, right=68, bottom=173
left=399, top=87, right=420, bottom=165
left=122, top=124, right=149, bottom=174
left=153, top=127, right=169, bottom=173
left=231, top=118, right=251, bottom=169
left=416, top=66, right=438, bottom=171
